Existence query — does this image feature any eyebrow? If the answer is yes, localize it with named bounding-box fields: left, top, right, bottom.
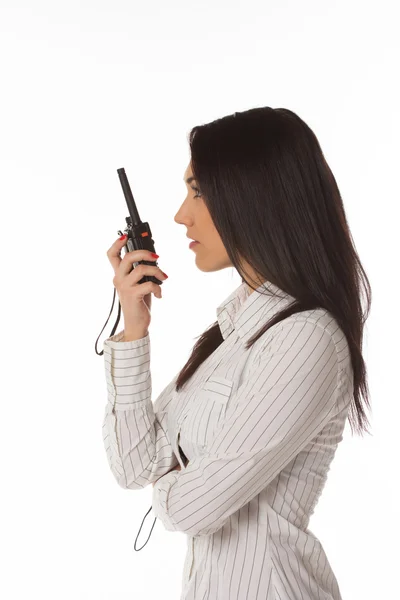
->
left=183, top=176, right=196, bottom=184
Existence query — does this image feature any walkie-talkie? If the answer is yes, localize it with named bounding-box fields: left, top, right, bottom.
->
left=94, top=167, right=163, bottom=355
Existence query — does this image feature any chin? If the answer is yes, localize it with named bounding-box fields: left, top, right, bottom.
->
left=195, top=256, right=233, bottom=273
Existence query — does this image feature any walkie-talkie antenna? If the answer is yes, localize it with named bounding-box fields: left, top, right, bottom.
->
left=117, top=168, right=141, bottom=227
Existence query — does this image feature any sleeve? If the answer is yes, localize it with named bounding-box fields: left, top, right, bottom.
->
left=102, top=329, right=180, bottom=490
left=151, top=320, right=340, bottom=536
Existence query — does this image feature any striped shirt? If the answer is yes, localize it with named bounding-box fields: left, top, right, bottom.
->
left=102, top=280, right=353, bottom=599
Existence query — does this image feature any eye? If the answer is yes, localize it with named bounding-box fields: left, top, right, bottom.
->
left=190, top=185, right=202, bottom=198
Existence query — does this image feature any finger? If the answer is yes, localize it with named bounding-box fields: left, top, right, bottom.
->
left=118, top=279, right=161, bottom=300
left=107, top=236, right=129, bottom=274
left=118, top=248, right=160, bottom=278
left=125, top=263, right=167, bottom=285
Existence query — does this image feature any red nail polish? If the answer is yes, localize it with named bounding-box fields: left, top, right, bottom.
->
left=151, top=253, right=159, bottom=258
left=119, top=234, right=127, bottom=240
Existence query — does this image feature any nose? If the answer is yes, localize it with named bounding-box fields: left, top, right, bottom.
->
left=173, top=202, right=183, bottom=224
left=174, top=191, right=194, bottom=226
left=174, top=205, right=191, bottom=227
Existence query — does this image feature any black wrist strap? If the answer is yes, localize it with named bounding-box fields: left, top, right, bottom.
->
left=133, top=505, right=157, bottom=551
left=94, top=288, right=122, bottom=355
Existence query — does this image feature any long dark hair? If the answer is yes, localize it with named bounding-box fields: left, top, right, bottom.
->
left=175, top=107, right=372, bottom=437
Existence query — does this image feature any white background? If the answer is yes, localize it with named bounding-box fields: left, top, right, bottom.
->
left=1, top=1, right=398, bottom=598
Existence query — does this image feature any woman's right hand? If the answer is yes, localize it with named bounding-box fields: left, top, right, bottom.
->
left=106, top=235, right=168, bottom=337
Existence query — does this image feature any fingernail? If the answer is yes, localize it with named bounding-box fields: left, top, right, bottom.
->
left=162, top=272, right=168, bottom=278
left=151, top=253, right=159, bottom=258
left=119, top=234, right=127, bottom=240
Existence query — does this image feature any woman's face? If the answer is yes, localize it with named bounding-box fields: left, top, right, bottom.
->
left=174, top=163, right=233, bottom=273
left=174, top=162, right=262, bottom=294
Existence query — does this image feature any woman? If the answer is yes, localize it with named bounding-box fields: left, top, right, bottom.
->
left=102, top=106, right=372, bottom=600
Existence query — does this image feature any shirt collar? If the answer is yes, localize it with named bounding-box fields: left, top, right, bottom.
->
left=216, top=279, right=296, bottom=345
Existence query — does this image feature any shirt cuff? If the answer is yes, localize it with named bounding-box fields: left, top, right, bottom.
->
left=152, top=470, right=181, bottom=531
left=103, top=330, right=151, bottom=409
left=104, top=329, right=149, bottom=349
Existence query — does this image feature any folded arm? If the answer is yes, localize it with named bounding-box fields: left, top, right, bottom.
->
left=152, top=320, right=341, bottom=536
